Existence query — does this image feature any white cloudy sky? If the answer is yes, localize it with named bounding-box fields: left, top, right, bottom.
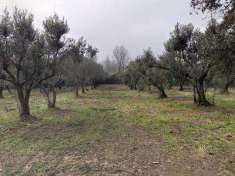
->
left=0, top=0, right=208, bottom=61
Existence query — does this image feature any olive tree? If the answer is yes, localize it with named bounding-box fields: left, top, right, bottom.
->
left=125, top=49, right=169, bottom=98
left=0, top=9, right=55, bottom=120
left=185, top=23, right=219, bottom=105
left=40, top=14, right=69, bottom=108
left=146, top=67, right=168, bottom=98
left=215, top=21, right=235, bottom=93
left=64, top=38, right=103, bottom=96
left=164, top=22, right=220, bottom=106
left=124, top=61, right=143, bottom=90
left=164, top=23, right=193, bottom=91
left=191, top=0, right=235, bottom=94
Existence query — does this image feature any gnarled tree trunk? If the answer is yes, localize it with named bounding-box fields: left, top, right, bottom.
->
left=157, top=86, right=168, bottom=99
left=47, top=87, right=56, bottom=108
left=16, top=86, right=31, bottom=121
left=179, top=82, right=184, bottom=91
left=178, top=76, right=186, bottom=91
left=194, top=80, right=211, bottom=106
left=40, top=85, right=57, bottom=109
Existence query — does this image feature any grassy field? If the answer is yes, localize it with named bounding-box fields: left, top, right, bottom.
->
left=0, top=85, right=234, bottom=176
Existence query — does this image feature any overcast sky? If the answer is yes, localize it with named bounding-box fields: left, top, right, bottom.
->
left=0, top=0, right=208, bottom=61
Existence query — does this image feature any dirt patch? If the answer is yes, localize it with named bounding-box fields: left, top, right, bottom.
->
left=52, top=126, right=232, bottom=176
left=0, top=123, right=233, bottom=176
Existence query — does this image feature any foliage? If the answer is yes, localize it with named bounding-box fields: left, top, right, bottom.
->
left=40, top=14, right=69, bottom=109
left=125, top=49, right=169, bottom=98
left=0, top=9, right=57, bottom=120
left=64, top=38, right=106, bottom=96
left=161, top=21, right=222, bottom=106
left=191, top=0, right=235, bottom=13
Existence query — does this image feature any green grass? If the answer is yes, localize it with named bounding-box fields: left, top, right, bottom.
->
left=0, top=85, right=234, bottom=175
